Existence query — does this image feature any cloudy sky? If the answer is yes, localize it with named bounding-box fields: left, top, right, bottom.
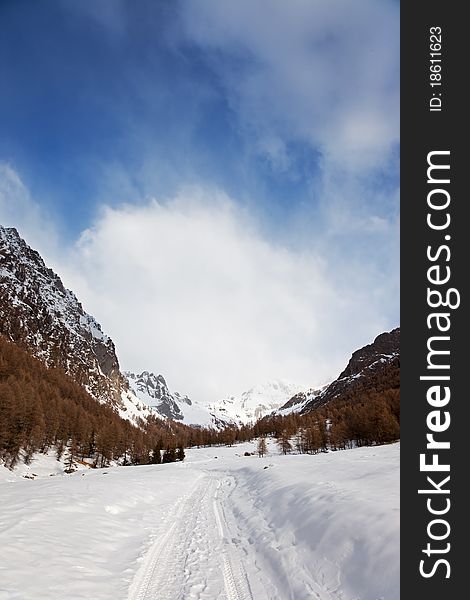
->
left=0, top=0, right=399, bottom=403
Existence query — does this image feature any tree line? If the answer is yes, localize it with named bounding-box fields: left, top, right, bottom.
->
left=252, top=363, right=400, bottom=454
left=1, top=335, right=400, bottom=471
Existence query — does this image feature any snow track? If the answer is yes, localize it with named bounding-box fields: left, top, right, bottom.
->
left=128, top=473, right=253, bottom=600
left=213, top=478, right=254, bottom=600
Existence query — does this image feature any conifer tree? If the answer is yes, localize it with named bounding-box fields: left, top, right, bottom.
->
left=162, top=446, right=176, bottom=463
left=277, top=430, right=292, bottom=455
left=151, top=439, right=163, bottom=464
left=257, top=437, right=267, bottom=457
left=64, top=441, right=79, bottom=473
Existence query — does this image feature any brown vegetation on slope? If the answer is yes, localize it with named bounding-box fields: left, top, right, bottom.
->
left=0, top=335, right=217, bottom=469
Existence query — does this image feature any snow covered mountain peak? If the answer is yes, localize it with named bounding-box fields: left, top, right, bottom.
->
left=207, top=379, right=305, bottom=425
left=124, top=370, right=225, bottom=427
left=125, top=371, right=191, bottom=419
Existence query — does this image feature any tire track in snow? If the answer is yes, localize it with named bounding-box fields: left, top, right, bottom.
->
left=127, top=484, right=195, bottom=600
left=213, top=477, right=254, bottom=600
left=128, top=473, right=254, bottom=600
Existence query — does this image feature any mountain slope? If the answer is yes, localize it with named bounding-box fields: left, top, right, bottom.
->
left=208, top=380, right=304, bottom=425
left=274, top=383, right=329, bottom=416
left=278, top=328, right=400, bottom=415
left=0, top=335, right=191, bottom=470
left=125, top=371, right=226, bottom=428
left=0, top=225, right=150, bottom=422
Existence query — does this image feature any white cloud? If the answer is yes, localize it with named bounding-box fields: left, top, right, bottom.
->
left=1, top=166, right=397, bottom=403
left=56, top=187, right=395, bottom=403
left=180, top=0, right=399, bottom=171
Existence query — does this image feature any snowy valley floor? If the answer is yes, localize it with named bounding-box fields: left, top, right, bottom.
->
left=0, top=442, right=399, bottom=600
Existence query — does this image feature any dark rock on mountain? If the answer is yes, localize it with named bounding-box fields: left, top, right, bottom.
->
left=278, top=328, right=400, bottom=415
left=125, top=370, right=230, bottom=428
left=338, top=328, right=400, bottom=380
left=125, top=371, right=189, bottom=421
left=0, top=225, right=146, bottom=418
left=302, top=327, right=399, bottom=414
left=276, top=386, right=326, bottom=414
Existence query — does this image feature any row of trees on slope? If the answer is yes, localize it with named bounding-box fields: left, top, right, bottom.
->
left=0, top=336, right=190, bottom=469
left=253, top=387, right=400, bottom=456
left=250, top=361, right=400, bottom=454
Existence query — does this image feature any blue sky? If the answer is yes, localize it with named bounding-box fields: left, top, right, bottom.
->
left=0, top=0, right=399, bottom=401
left=1, top=0, right=321, bottom=238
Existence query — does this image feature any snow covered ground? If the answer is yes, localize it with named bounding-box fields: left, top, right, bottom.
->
left=0, top=442, right=399, bottom=600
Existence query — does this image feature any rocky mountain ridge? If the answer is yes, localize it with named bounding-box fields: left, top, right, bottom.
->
left=125, top=370, right=228, bottom=428
left=278, top=328, right=400, bottom=415
left=0, top=225, right=150, bottom=423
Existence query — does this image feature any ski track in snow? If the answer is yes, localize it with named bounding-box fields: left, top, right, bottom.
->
left=213, top=477, right=254, bottom=600
left=128, top=471, right=254, bottom=600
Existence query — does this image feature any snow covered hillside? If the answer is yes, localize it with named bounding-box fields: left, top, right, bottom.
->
left=208, top=380, right=305, bottom=425
left=0, top=442, right=399, bottom=600
left=125, top=371, right=227, bottom=428
left=274, top=383, right=330, bottom=416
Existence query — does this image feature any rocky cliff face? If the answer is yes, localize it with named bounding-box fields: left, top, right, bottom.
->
left=274, top=384, right=329, bottom=416
left=125, top=370, right=229, bottom=428
left=0, top=225, right=149, bottom=420
left=337, top=328, right=400, bottom=380
left=125, top=371, right=190, bottom=420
